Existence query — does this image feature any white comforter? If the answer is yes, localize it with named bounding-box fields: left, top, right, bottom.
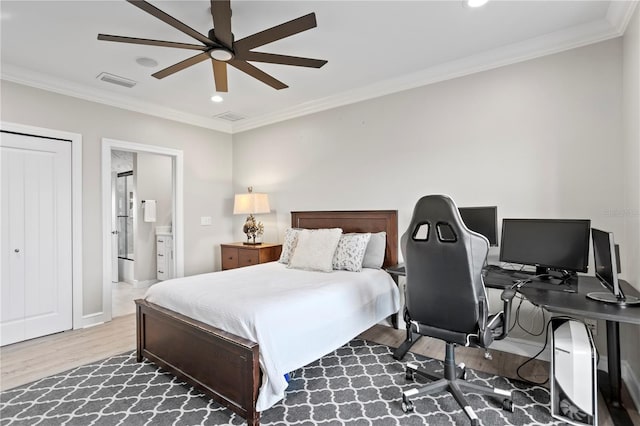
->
left=144, top=261, right=400, bottom=411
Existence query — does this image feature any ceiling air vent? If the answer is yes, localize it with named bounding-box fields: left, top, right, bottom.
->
left=214, top=111, right=246, bottom=122
left=96, top=72, right=137, bottom=88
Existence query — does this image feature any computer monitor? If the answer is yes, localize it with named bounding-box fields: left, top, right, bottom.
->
left=458, top=206, right=498, bottom=246
left=499, top=219, right=591, bottom=275
left=587, top=229, right=639, bottom=305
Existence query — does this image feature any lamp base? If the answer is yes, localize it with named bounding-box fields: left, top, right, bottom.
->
left=243, top=241, right=263, bottom=246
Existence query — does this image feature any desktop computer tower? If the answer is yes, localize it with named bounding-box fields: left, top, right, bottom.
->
left=550, top=318, right=597, bottom=426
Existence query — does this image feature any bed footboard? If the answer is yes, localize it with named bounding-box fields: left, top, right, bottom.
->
left=135, top=299, right=260, bottom=426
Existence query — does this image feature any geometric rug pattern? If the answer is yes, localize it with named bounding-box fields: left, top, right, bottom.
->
left=1, top=339, right=566, bottom=425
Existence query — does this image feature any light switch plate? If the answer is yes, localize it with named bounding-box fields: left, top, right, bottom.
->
left=200, top=216, right=212, bottom=226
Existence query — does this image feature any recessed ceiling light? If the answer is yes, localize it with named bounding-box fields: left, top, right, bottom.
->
left=135, top=57, right=158, bottom=68
left=466, top=0, right=489, bottom=7
left=211, top=95, right=224, bottom=103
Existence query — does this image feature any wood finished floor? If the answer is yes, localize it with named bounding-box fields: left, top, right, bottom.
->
left=1, top=316, right=638, bottom=425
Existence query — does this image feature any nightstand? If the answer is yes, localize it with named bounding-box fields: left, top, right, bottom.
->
left=220, top=243, right=283, bottom=270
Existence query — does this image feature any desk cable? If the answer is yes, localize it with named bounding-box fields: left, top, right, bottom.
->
left=514, top=319, right=553, bottom=386
left=506, top=280, right=548, bottom=385
left=514, top=315, right=599, bottom=386
left=507, top=293, right=546, bottom=336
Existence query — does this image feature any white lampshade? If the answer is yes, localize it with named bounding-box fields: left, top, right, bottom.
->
left=233, top=191, right=270, bottom=215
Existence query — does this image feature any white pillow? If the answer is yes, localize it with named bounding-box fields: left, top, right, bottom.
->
left=278, top=228, right=301, bottom=264
left=332, top=233, right=371, bottom=272
left=288, top=228, right=343, bottom=272
left=362, top=231, right=387, bottom=269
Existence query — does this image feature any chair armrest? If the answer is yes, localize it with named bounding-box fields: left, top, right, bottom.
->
left=494, top=288, right=516, bottom=341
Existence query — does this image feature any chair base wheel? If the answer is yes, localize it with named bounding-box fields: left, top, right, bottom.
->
left=405, top=370, right=415, bottom=381
left=471, top=419, right=480, bottom=426
left=401, top=400, right=414, bottom=413
left=502, top=399, right=514, bottom=412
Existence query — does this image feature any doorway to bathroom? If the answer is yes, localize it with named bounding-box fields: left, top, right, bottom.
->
left=110, top=152, right=143, bottom=317
left=102, top=138, right=184, bottom=322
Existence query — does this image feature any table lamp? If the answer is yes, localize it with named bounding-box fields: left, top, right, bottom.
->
left=233, top=187, right=270, bottom=245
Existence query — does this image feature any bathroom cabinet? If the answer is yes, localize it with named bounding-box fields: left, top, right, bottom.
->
left=156, top=233, right=173, bottom=280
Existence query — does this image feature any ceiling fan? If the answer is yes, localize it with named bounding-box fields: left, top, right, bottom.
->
left=98, top=0, right=327, bottom=92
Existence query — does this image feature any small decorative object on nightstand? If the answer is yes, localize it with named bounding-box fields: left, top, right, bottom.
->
left=220, top=243, right=282, bottom=270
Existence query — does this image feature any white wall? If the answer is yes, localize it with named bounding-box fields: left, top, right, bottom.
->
left=0, top=81, right=234, bottom=318
left=622, top=3, right=640, bottom=400
left=233, top=39, right=624, bottom=349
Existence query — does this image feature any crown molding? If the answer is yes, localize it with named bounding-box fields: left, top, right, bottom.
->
left=233, top=12, right=630, bottom=133
left=0, top=65, right=233, bottom=134
left=2, top=1, right=635, bottom=136
left=607, top=0, right=638, bottom=35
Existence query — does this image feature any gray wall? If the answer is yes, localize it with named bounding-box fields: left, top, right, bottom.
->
left=0, top=81, right=234, bottom=316
left=233, top=39, right=626, bottom=271
left=622, top=4, right=640, bottom=397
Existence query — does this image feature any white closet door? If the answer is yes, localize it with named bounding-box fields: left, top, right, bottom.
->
left=1, top=132, right=72, bottom=346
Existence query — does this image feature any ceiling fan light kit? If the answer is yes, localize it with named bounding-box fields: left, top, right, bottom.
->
left=209, top=48, right=234, bottom=62
left=98, top=0, right=327, bottom=92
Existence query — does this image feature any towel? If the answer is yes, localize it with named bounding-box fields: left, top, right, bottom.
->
left=144, top=200, right=157, bottom=222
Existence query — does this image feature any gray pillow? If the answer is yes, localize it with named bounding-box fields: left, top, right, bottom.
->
left=362, top=231, right=386, bottom=269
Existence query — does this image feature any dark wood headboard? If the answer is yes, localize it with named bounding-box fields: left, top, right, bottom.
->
left=290, top=210, right=398, bottom=267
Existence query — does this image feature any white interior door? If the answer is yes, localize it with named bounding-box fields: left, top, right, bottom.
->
left=1, top=132, right=72, bottom=346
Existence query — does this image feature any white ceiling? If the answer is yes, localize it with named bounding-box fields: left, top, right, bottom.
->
left=1, top=1, right=636, bottom=133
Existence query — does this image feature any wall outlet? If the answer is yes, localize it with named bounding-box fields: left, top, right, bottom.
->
left=584, top=318, right=597, bottom=336
left=200, top=216, right=212, bottom=226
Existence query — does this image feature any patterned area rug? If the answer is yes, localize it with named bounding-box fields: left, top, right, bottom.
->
left=1, top=339, right=564, bottom=425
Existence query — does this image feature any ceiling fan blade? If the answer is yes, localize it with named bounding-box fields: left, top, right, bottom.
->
left=127, top=0, right=213, bottom=46
left=210, top=0, right=233, bottom=49
left=234, top=13, right=317, bottom=52
left=152, top=52, right=211, bottom=79
left=212, top=60, right=228, bottom=92
left=98, top=34, right=207, bottom=50
left=228, top=59, right=288, bottom=90
left=237, top=51, right=327, bottom=68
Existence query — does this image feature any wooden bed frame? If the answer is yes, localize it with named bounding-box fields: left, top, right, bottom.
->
left=135, top=210, right=398, bottom=426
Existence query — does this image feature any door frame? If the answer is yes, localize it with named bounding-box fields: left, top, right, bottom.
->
left=101, top=138, right=184, bottom=321
left=0, top=121, right=83, bottom=329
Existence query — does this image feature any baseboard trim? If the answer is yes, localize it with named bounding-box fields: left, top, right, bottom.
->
left=490, top=336, right=550, bottom=362
left=81, top=312, right=107, bottom=328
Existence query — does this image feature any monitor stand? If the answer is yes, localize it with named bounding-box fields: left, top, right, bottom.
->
left=535, top=266, right=550, bottom=278
left=587, top=292, right=640, bottom=306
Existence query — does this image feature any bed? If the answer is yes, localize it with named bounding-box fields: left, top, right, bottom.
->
left=135, top=210, right=399, bottom=426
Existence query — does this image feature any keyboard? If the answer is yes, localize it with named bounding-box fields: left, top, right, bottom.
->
left=483, top=268, right=577, bottom=293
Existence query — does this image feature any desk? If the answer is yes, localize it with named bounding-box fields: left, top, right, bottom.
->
left=386, top=264, right=640, bottom=426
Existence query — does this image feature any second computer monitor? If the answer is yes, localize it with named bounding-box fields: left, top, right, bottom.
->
left=499, top=218, right=591, bottom=274
left=458, top=206, right=498, bottom=246
left=591, top=228, right=622, bottom=298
